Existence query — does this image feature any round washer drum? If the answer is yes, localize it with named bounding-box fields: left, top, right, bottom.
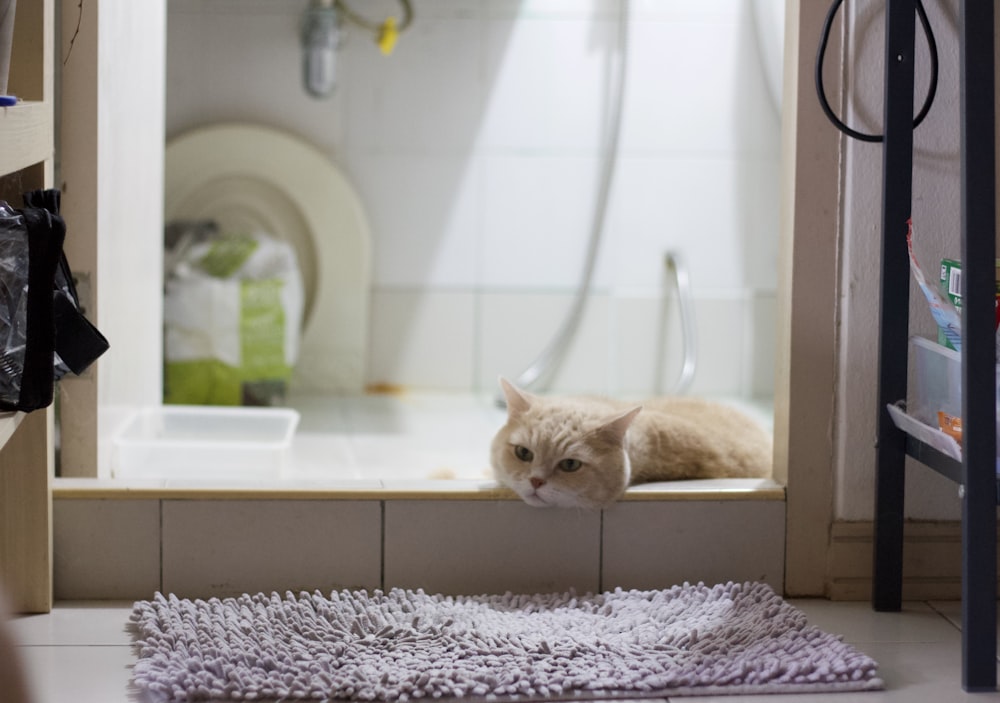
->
left=164, top=123, right=371, bottom=393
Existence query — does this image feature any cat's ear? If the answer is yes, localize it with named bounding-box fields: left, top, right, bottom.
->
left=499, top=376, right=534, bottom=418
left=596, top=405, right=642, bottom=444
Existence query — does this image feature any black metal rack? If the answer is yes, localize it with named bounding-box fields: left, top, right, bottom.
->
left=871, top=0, right=997, bottom=693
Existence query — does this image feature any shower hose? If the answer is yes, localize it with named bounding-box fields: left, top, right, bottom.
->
left=499, top=0, right=697, bottom=403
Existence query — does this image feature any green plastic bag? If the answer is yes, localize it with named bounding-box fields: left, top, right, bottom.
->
left=163, top=225, right=303, bottom=406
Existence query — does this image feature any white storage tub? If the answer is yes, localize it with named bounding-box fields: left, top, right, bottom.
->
left=112, top=405, right=299, bottom=481
left=910, top=335, right=963, bottom=427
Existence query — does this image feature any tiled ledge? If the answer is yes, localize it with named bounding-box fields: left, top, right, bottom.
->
left=53, top=477, right=785, bottom=502
left=53, top=487, right=786, bottom=600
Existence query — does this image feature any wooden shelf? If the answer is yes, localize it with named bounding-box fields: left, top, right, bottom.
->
left=0, top=101, right=53, bottom=176
left=0, top=412, right=24, bottom=449
left=0, top=0, right=55, bottom=615
left=0, top=99, right=49, bottom=459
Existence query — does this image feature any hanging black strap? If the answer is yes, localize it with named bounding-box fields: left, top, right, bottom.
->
left=22, top=189, right=109, bottom=379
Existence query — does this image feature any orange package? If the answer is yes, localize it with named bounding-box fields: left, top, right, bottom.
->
left=937, top=411, right=963, bottom=442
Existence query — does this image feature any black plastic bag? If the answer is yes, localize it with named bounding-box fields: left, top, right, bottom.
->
left=0, top=189, right=109, bottom=412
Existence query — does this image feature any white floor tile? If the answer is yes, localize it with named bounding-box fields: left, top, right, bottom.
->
left=18, top=642, right=136, bottom=703
left=687, top=641, right=999, bottom=702
left=928, top=600, right=1000, bottom=647
left=688, top=599, right=1000, bottom=703
left=7, top=599, right=1000, bottom=703
left=9, top=601, right=134, bottom=646
left=850, top=640, right=999, bottom=702
left=790, top=600, right=963, bottom=644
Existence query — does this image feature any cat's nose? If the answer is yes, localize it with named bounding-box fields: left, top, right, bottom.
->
left=530, top=477, right=546, bottom=489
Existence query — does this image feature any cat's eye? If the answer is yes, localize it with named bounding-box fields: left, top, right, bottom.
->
left=557, top=458, right=582, bottom=473
left=513, top=445, right=533, bottom=462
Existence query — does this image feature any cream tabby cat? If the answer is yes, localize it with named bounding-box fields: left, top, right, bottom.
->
left=490, top=377, right=772, bottom=508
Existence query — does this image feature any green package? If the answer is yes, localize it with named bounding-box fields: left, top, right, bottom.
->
left=938, top=258, right=1000, bottom=350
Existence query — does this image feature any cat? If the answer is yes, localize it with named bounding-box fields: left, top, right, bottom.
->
left=490, top=377, right=772, bottom=509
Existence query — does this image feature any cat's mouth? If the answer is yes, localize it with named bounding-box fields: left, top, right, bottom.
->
left=522, top=489, right=550, bottom=507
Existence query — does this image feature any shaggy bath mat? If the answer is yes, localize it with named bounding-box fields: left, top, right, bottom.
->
left=129, top=581, right=883, bottom=701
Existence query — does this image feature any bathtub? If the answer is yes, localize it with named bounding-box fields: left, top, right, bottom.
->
left=51, top=390, right=784, bottom=600
left=260, top=389, right=774, bottom=491
left=94, top=388, right=777, bottom=490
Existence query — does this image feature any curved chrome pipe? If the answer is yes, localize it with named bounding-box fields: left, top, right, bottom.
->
left=663, top=251, right=697, bottom=395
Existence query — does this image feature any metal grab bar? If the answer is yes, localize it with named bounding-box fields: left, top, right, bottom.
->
left=663, top=251, right=697, bottom=395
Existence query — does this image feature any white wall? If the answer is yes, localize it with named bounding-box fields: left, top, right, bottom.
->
left=834, top=0, right=965, bottom=520
left=58, top=0, right=167, bottom=476
left=98, top=2, right=167, bottom=410
left=165, top=0, right=781, bottom=397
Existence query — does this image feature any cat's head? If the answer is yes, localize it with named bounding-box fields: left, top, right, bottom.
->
left=490, top=378, right=641, bottom=509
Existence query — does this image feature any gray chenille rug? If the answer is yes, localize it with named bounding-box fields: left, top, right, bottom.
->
left=129, top=581, right=883, bottom=702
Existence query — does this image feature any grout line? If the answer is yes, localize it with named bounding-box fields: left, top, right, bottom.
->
left=598, top=509, right=605, bottom=593
left=159, top=499, right=164, bottom=593
left=472, top=284, right=483, bottom=393
left=380, top=501, right=386, bottom=591
left=14, top=642, right=135, bottom=649
left=925, top=600, right=963, bottom=635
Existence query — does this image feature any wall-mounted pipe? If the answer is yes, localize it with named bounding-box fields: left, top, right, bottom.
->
left=301, top=0, right=340, bottom=99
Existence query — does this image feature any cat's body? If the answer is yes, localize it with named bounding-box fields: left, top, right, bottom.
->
left=490, top=378, right=772, bottom=508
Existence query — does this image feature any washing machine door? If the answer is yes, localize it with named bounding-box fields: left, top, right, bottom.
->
left=165, top=123, right=371, bottom=394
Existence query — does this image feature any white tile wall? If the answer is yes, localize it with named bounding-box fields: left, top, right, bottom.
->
left=166, top=2, right=347, bottom=149
left=161, top=500, right=382, bottom=597
left=53, top=500, right=161, bottom=600
left=368, top=289, right=477, bottom=389
left=602, top=500, right=785, bottom=592
left=749, top=290, right=778, bottom=398
left=613, top=294, right=748, bottom=397
left=479, top=154, right=612, bottom=290
left=620, top=7, right=777, bottom=157
left=53, top=493, right=785, bottom=599
left=478, top=291, right=613, bottom=394
left=478, top=16, right=616, bottom=152
left=609, top=155, right=782, bottom=293
left=165, top=0, right=781, bottom=397
left=349, top=155, right=481, bottom=288
left=383, top=500, right=602, bottom=594
left=343, top=16, right=485, bottom=153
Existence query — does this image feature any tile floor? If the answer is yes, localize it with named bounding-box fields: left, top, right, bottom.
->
left=6, top=598, right=999, bottom=702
